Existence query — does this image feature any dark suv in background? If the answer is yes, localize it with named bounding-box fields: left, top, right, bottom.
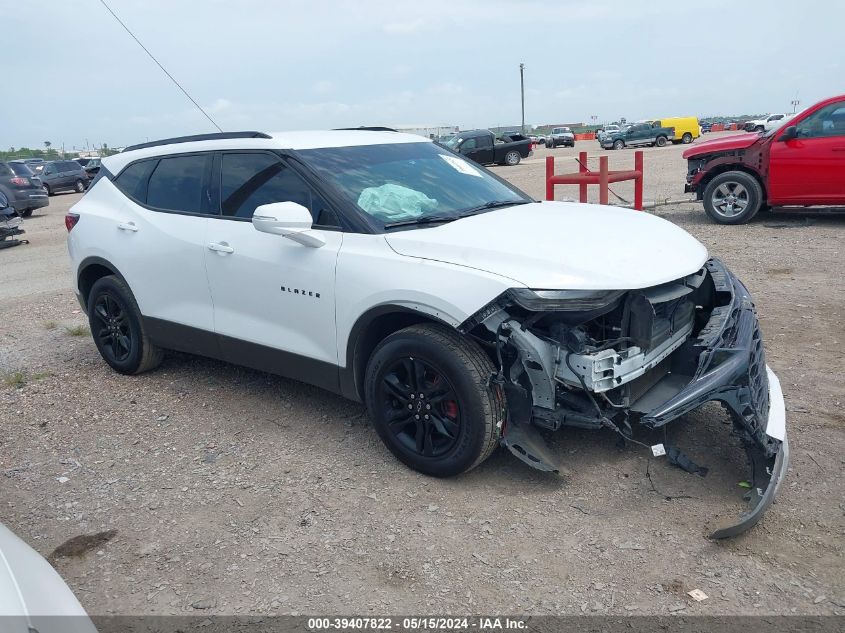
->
left=0, top=161, right=49, bottom=217
left=39, top=160, right=89, bottom=195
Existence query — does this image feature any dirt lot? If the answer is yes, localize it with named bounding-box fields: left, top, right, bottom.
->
left=1, top=135, right=843, bottom=616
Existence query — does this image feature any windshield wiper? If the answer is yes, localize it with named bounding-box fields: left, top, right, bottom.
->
left=383, top=215, right=458, bottom=230
left=457, top=199, right=531, bottom=218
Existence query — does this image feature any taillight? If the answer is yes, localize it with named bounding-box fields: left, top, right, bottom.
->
left=9, top=177, right=29, bottom=187
left=65, top=213, right=80, bottom=232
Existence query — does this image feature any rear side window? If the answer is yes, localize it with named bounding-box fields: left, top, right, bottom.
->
left=0, top=163, right=12, bottom=177
left=147, top=155, right=209, bottom=213
left=220, top=153, right=338, bottom=225
left=8, top=163, right=33, bottom=176
left=115, top=160, right=158, bottom=202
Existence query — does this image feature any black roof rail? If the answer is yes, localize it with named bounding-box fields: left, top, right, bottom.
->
left=123, top=131, right=272, bottom=153
left=333, top=126, right=398, bottom=132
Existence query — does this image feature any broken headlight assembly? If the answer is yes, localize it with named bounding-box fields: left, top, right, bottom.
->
left=507, top=288, right=625, bottom=312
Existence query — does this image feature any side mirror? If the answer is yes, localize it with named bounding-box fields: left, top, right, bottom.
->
left=252, top=201, right=326, bottom=248
left=779, top=125, right=797, bottom=142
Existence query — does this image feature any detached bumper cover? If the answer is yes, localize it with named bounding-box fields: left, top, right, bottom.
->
left=640, top=258, right=788, bottom=538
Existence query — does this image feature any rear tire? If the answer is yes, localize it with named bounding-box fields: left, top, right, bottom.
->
left=702, top=171, right=763, bottom=225
left=21, top=209, right=33, bottom=218
left=656, top=136, right=668, bottom=147
left=74, top=179, right=85, bottom=193
left=504, top=151, right=521, bottom=166
left=681, top=132, right=693, bottom=144
left=87, top=275, right=163, bottom=375
left=364, top=323, right=503, bottom=477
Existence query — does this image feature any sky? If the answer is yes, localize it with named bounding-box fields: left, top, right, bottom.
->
left=1, top=0, right=842, bottom=150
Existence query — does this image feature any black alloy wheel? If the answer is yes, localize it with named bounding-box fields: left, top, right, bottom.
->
left=379, top=356, right=462, bottom=458
left=92, top=293, right=132, bottom=363
left=87, top=275, right=163, bottom=374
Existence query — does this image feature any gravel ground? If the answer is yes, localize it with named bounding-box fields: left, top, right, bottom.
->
left=1, top=138, right=843, bottom=616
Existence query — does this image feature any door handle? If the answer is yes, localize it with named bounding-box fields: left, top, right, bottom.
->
left=207, top=241, right=234, bottom=254
left=117, top=221, right=138, bottom=232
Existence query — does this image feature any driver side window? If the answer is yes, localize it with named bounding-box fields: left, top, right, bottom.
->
left=220, top=152, right=340, bottom=227
left=459, top=138, right=478, bottom=152
left=796, top=103, right=845, bottom=139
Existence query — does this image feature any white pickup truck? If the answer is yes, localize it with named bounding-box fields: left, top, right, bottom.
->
left=744, top=113, right=794, bottom=132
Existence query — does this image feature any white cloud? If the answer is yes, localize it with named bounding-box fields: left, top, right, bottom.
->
left=206, top=98, right=232, bottom=113
left=382, top=18, right=425, bottom=34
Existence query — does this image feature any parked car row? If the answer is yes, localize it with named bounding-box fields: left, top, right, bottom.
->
left=0, top=161, right=48, bottom=217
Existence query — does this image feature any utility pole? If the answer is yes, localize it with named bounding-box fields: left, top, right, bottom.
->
left=519, top=63, right=525, bottom=133
left=790, top=98, right=800, bottom=113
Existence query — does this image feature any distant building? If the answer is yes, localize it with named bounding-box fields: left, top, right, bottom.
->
left=394, top=125, right=460, bottom=139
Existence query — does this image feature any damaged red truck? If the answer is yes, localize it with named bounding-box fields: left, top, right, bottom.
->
left=685, top=94, right=845, bottom=224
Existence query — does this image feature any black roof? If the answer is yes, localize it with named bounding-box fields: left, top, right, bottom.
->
left=333, top=126, right=398, bottom=132
left=123, top=131, right=272, bottom=153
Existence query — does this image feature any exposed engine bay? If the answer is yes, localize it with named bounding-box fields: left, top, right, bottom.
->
left=461, top=258, right=788, bottom=539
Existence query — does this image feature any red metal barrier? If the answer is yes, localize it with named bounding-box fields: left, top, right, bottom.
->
left=546, top=151, right=644, bottom=210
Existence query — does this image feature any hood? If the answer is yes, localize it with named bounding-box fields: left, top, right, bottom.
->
left=683, top=132, right=761, bottom=158
left=384, top=202, right=708, bottom=290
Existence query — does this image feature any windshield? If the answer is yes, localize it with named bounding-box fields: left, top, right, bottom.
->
left=442, top=136, right=460, bottom=149
left=298, top=142, right=531, bottom=230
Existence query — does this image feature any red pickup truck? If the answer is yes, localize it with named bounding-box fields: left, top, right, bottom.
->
left=684, top=94, right=845, bottom=224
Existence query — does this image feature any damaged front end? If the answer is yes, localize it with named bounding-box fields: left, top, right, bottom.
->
left=461, top=258, right=788, bottom=538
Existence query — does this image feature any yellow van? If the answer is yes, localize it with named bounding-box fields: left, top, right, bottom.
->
left=649, top=116, right=700, bottom=144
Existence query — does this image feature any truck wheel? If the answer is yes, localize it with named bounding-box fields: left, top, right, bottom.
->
left=364, top=323, right=503, bottom=477
left=681, top=132, right=693, bottom=144
left=656, top=136, right=667, bottom=147
left=702, top=171, right=763, bottom=225
left=613, top=139, right=625, bottom=150
left=504, top=151, right=521, bottom=166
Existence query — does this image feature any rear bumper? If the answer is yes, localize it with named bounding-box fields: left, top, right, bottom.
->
left=9, top=189, right=48, bottom=211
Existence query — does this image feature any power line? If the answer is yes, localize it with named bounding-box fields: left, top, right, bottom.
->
left=98, top=0, right=223, bottom=132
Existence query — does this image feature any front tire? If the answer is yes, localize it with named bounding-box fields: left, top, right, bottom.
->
left=43, top=184, right=52, bottom=196
left=613, top=139, right=625, bottom=150
left=702, top=171, right=763, bottom=224
left=74, top=179, right=85, bottom=193
left=504, top=150, right=521, bottom=166
left=21, top=209, right=33, bottom=218
left=87, top=275, right=163, bottom=375
left=364, top=323, right=503, bottom=477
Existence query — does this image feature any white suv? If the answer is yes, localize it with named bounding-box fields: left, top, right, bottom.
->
left=67, top=130, right=787, bottom=537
